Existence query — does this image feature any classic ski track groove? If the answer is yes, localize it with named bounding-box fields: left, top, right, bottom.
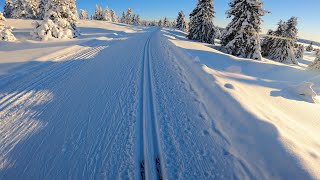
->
left=138, top=31, right=163, bottom=180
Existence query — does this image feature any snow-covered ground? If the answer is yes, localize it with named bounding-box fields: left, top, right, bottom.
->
left=0, top=20, right=319, bottom=179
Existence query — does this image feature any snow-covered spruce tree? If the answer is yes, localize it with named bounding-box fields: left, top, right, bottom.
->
left=163, top=17, right=170, bottom=27
left=4, top=0, right=13, bottom=18
left=221, top=0, right=268, bottom=60
left=11, top=0, right=38, bottom=19
left=309, top=54, right=320, bottom=70
left=295, top=44, right=304, bottom=59
left=120, top=11, right=126, bottom=23
left=261, top=21, right=286, bottom=57
left=158, top=19, right=163, bottom=27
left=104, top=6, right=111, bottom=21
left=31, top=0, right=79, bottom=40
left=0, top=11, right=16, bottom=41
left=176, top=11, right=187, bottom=32
left=171, top=19, right=177, bottom=28
left=68, top=0, right=78, bottom=20
left=38, top=0, right=48, bottom=20
left=264, top=17, right=299, bottom=64
left=79, top=9, right=88, bottom=20
left=306, top=42, right=314, bottom=52
left=188, top=0, right=200, bottom=40
left=187, top=0, right=217, bottom=44
left=132, top=14, right=141, bottom=25
left=93, top=5, right=104, bottom=20
left=110, top=10, right=118, bottom=22
left=125, top=8, right=133, bottom=24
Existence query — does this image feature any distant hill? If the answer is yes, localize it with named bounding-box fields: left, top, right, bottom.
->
left=298, top=38, right=320, bottom=46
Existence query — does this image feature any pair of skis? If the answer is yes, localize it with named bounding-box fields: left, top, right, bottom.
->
left=140, top=156, right=162, bottom=180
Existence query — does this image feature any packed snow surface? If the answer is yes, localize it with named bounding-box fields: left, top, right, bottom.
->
left=0, top=20, right=319, bottom=180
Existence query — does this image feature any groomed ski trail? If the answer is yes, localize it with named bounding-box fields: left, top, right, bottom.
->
left=137, top=31, right=163, bottom=180
left=0, top=27, right=313, bottom=180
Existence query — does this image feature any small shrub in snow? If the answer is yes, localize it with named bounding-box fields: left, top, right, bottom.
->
left=295, top=44, right=304, bottom=59
left=31, top=0, right=79, bottom=41
left=306, top=42, right=314, bottom=52
left=309, top=55, right=320, bottom=70
left=0, top=11, right=16, bottom=41
left=221, top=0, right=269, bottom=60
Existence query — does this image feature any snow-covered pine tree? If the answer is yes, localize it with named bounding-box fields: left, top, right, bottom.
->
left=309, top=54, right=320, bottom=70
left=31, top=0, right=79, bottom=40
left=120, top=11, right=126, bottom=23
left=79, top=9, right=88, bottom=20
left=158, top=19, right=163, bottom=27
left=295, top=44, right=304, bottom=59
left=38, top=0, right=48, bottom=20
left=188, top=0, right=200, bottom=40
left=176, top=11, right=187, bottom=32
left=187, top=0, right=217, bottom=44
left=163, top=17, right=170, bottom=27
left=68, top=0, right=78, bottom=20
left=264, top=17, right=299, bottom=64
left=132, top=14, right=141, bottom=25
left=93, top=5, right=104, bottom=20
left=11, top=0, right=38, bottom=19
left=0, top=11, right=16, bottom=41
left=221, top=0, right=268, bottom=60
left=171, top=18, right=177, bottom=28
left=261, top=20, right=287, bottom=57
left=125, top=8, right=133, bottom=24
left=110, top=9, right=118, bottom=22
left=104, top=6, right=111, bottom=21
left=4, top=0, right=13, bottom=18
left=306, top=42, right=314, bottom=52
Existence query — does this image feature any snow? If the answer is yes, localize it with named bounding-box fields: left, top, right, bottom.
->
left=162, top=28, right=320, bottom=179
left=0, top=19, right=319, bottom=179
left=289, top=82, right=319, bottom=103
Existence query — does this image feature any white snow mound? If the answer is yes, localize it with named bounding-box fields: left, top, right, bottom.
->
left=290, top=82, right=319, bottom=103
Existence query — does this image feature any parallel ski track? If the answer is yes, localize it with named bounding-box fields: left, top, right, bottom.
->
left=137, top=30, right=163, bottom=180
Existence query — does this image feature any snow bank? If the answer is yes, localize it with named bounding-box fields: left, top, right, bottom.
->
left=161, top=28, right=320, bottom=179
left=289, top=82, right=319, bottom=103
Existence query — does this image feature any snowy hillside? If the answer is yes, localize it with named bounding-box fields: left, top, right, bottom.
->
left=1, top=18, right=319, bottom=180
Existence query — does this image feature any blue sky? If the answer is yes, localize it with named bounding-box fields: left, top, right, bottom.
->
left=1, top=0, right=319, bottom=41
